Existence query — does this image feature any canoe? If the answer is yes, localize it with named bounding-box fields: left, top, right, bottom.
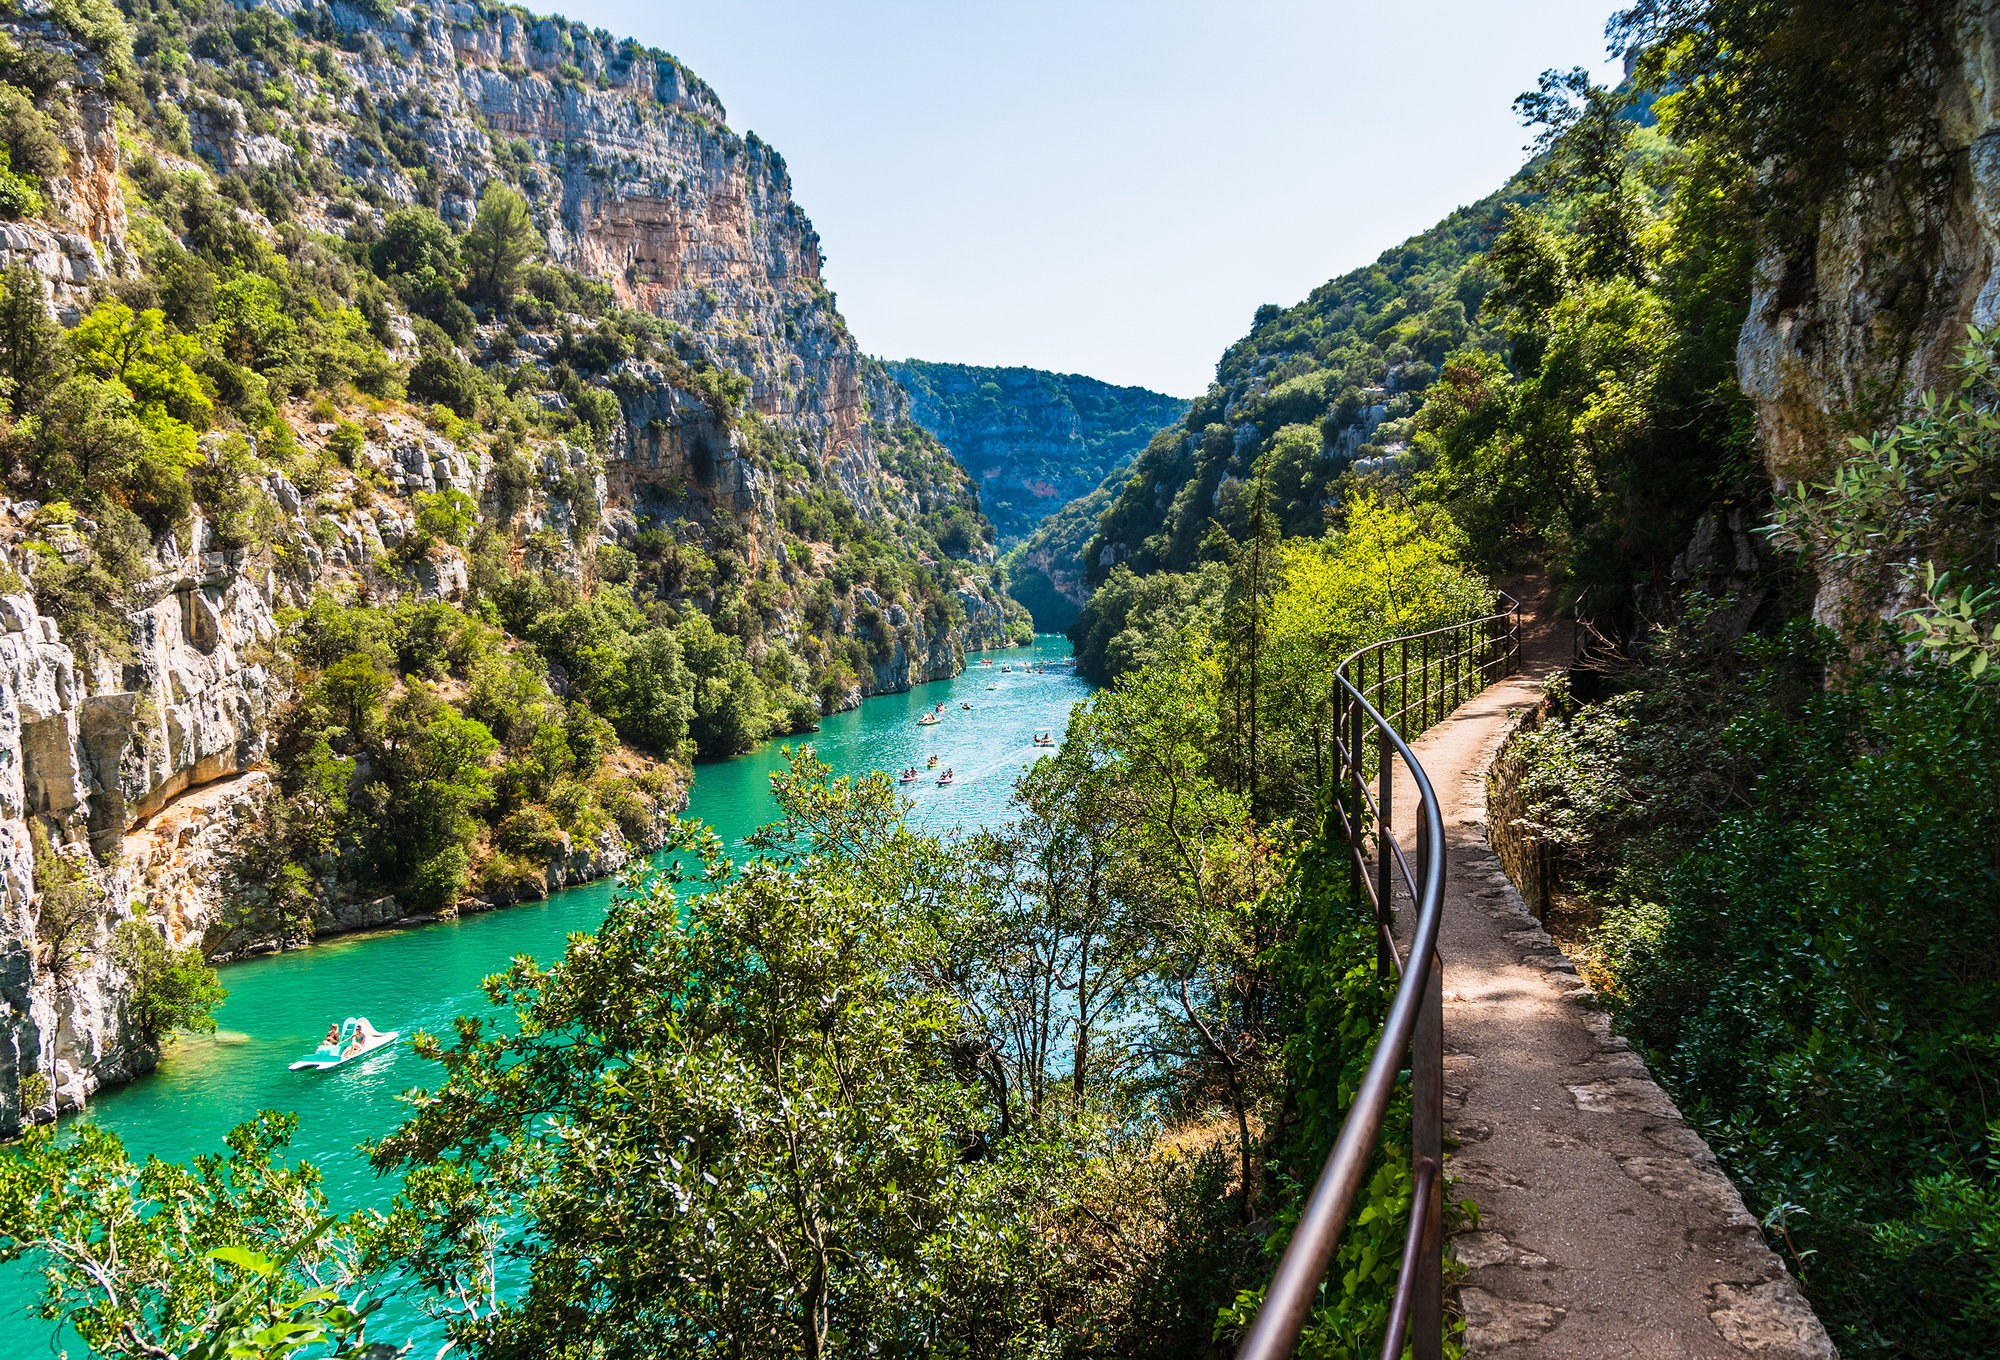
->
left=290, top=1023, right=399, bottom=1071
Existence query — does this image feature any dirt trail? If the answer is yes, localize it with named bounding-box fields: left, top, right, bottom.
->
left=1387, top=582, right=1835, bottom=1358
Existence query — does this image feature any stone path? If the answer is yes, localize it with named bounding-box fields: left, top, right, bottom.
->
left=1386, top=591, right=1836, bottom=1358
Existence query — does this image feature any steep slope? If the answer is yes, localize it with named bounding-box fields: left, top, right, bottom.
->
left=883, top=359, right=1188, bottom=548
left=0, top=0, right=1022, bottom=1130
left=1078, top=189, right=1519, bottom=593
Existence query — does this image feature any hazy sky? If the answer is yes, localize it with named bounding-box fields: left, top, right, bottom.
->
left=550, top=1, right=1626, bottom=396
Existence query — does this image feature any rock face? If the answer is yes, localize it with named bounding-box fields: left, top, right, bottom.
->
left=885, top=360, right=1189, bottom=549
left=1736, top=0, right=2000, bottom=629
left=0, top=0, right=1019, bottom=1130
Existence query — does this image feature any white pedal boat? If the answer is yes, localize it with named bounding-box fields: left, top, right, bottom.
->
left=290, top=1017, right=399, bottom=1071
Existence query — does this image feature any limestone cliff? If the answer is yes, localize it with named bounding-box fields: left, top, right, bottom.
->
left=1735, top=0, right=2000, bottom=629
left=885, top=360, right=1188, bottom=549
left=0, top=0, right=1021, bottom=1130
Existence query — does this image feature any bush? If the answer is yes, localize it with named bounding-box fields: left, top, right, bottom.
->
left=114, top=919, right=225, bottom=1040
left=1519, top=627, right=2000, bottom=1355
left=496, top=806, right=566, bottom=861
left=478, top=852, right=549, bottom=902
left=594, top=780, right=655, bottom=843
left=407, top=351, right=479, bottom=417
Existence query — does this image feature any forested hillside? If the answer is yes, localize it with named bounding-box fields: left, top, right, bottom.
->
left=883, top=358, right=1188, bottom=629
left=1058, top=0, right=1999, bottom=1352
left=0, top=1, right=1994, bottom=1358
left=885, top=359, right=1188, bottom=548
left=0, top=0, right=1023, bottom=1131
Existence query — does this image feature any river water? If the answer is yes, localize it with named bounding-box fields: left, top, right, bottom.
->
left=1, top=636, right=1089, bottom=1351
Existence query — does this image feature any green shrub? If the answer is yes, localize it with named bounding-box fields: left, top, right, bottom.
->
left=496, top=806, right=565, bottom=861
left=1520, top=628, right=2000, bottom=1355
left=114, top=918, right=225, bottom=1040
left=407, top=351, right=479, bottom=417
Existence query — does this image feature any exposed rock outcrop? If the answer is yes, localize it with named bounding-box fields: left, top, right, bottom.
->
left=1736, top=0, right=2000, bottom=629
left=0, top=0, right=1020, bottom=1130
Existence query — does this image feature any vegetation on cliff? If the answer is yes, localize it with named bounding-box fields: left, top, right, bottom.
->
left=884, top=359, right=1189, bottom=629
left=0, top=508, right=1486, bottom=1358
left=0, top=0, right=1026, bottom=1033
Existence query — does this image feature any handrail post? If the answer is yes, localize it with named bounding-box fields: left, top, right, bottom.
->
left=1412, top=947, right=1445, bottom=1360
left=1376, top=726, right=1394, bottom=973
left=1422, top=630, right=1434, bottom=730
left=1398, top=636, right=1409, bottom=740
left=1348, top=693, right=1364, bottom=914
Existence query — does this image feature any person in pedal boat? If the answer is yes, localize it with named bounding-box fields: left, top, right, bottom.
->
left=342, top=1017, right=385, bottom=1059
left=316, top=1022, right=341, bottom=1057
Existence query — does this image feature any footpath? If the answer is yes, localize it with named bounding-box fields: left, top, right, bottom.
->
left=1390, top=590, right=1837, bottom=1358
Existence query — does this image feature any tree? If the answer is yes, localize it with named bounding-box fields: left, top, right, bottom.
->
left=313, top=652, right=390, bottom=744
left=969, top=742, right=1145, bottom=1115
left=113, top=918, right=227, bottom=1042
left=1066, top=636, right=1281, bottom=1223
left=618, top=626, right=694, bottom=754
left=368, top=206, right=460, bottom=291
left=70, top=302, right=214, bottom=429
left=370, top=755, right=1081, bottom=1358
left=0, top=264, right=66, bottom=409
left=461, top=182, right=538, bottom=305
left=0, top=1114, right=403, bottom=1360
left=406, top=351, right=479, bottom=417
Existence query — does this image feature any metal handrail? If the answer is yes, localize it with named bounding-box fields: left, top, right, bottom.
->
left=1236, top=592, right=1520, bottom=1360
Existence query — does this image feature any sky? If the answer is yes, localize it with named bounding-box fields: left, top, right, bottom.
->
left=549, top=1, right=1627, bottom=397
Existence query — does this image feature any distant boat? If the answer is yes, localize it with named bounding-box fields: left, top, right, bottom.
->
left=986, top=683, right=997, bottom=690
left=937, top=770, right=956, bottom=785
left=1002, top=665, right=1012, bottom=672
left=1032, top=731, right=1056, bottom=748
left=898, top=770, right=919, bottom=783
left=918, top=714, right=939, bottom=726
left=290, top=1018, right=398, bottom=1071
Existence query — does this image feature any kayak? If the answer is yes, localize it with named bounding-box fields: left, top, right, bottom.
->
left=290, top=1019, right=399, bottom=1071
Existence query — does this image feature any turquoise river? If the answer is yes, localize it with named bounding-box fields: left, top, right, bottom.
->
left=1, top=635, right=1089, bottom=1352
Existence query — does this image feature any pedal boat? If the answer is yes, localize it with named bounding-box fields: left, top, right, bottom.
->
left=290, top=1018, right=399, bottom=1071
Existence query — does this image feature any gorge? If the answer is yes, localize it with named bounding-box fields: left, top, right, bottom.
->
left=0, top=2, right=1995, bottom=1359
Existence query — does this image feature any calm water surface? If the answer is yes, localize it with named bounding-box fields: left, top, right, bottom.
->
left=2, top=637, right=1088, bottom=1351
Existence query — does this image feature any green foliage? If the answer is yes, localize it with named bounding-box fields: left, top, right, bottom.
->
left=373, top=756, right=1087, bottom=1357
left=1613, top=0, right=1956, bottom=240
left=406, top=349, right=479, bottom=417
left=30, top=822, right=99, bottom=994
left=262, top=595, right=673, bottom=920
left=113, top=917, right=226, bottom=1041
left=0, top=1114, right=397, bottom=1359
left=1514, top=628, right=2000, bottom=1356
left=1411, top=70, right=1754, bottom=613
left=1772, top=327, right=2000, bottom=678
left=1068, top=560, right=1227, bottom=683
left=462, top=181, right=539, bottom=305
